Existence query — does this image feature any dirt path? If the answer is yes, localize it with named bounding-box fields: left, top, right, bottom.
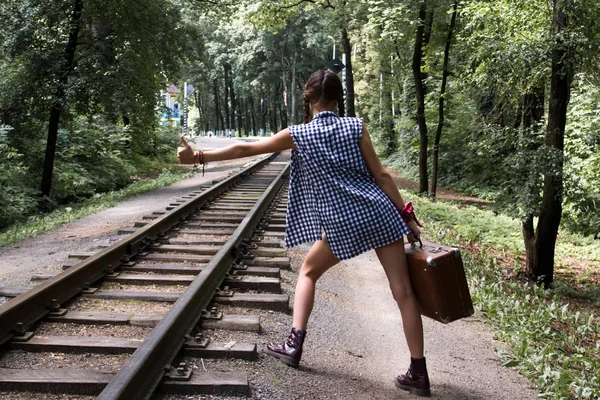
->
left=389, top=170, right=493, bottom=207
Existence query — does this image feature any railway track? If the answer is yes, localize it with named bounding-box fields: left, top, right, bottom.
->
left=0, top=152, right=292, bottom=399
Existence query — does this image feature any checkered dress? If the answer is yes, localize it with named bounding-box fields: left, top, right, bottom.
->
left=285, top=111, right=410, bottom=260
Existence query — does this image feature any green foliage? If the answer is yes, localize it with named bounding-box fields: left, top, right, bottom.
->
left=0, top=169, right=191, bottom=247
left=0, top=126, right=38, bottom=228
left=563, top=76, right=600, bottom=237
left=409, top=190, right=600, bottom=399
left=51, top=117, right=134, bottom=203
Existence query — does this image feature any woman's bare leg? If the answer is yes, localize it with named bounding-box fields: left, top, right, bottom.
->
left=292, top=234, right=340, bottom=329
left=375, top=240, right=424, bottom=358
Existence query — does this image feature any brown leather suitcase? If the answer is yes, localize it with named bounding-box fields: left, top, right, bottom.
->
left=404, top=240, right=474, bottom=323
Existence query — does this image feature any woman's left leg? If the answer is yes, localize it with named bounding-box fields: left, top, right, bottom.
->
left=375, top=240, right=430, bottom=397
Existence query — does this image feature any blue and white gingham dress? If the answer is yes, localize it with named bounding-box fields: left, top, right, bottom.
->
left=285, top=111, right=410, bottom=260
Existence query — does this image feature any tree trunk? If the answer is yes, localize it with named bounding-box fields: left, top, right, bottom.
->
left=229, top=84, right=242, bottom=136
left=521, top=86, right=545, bottom=274
left=430, top=0, right=458, bottom=198
left=261, top=90, right=267, bottom=134
left=412, top=0, right=429, bottom=194
left=213, top=81, right=220, bottom=133
left=280, top=47, right=291, bottom=126
left=242, top=97, right=249, bottom=136
left=272, top=86, right=278, bottom=133
left=223, top=65, right=230, bottom=132
left=249, top=95, right=257, bottom=136
left=531, top=0, right=573, bottom=288
left=290, top=49, right=298, bottom=124
left=229, top=68, right=237, bottom=135
left=41, top=0, right=83, bottom=198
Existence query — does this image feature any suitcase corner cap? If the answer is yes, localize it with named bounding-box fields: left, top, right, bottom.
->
left=426, top=256, right=436, bottom=267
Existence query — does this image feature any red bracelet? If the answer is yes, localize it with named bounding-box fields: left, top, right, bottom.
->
left=400, top=202, right=424, bottom=227
left=197, top=150, right=204, bottom=176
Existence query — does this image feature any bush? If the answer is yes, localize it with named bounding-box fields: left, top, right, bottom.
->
left=51, top=117, right=135, bottom=203
left=0, top=125, right=38, bottom=228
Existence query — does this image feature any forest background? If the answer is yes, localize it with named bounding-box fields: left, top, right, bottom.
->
left=0, top=0, right=599, bottom=397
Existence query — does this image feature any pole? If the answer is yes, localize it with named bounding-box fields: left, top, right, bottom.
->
left=328, top=36, right=335, bottom=60
left=183, top=81, right=188, bottom=134
left=379, top=72, right=383, bottom=124
left=391, top=56, right=395, bottom=117
left=342, top=53, right=347, bottom=109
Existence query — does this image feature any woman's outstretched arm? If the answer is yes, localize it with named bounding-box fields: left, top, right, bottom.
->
left=178, top=128, right=295, bottom=164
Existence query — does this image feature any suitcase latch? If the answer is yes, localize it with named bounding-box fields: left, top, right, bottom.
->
left=430, top=247, right=444, bottom=253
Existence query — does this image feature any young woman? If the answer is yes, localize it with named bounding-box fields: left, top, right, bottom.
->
left=178, top=70, right=431, bottom=397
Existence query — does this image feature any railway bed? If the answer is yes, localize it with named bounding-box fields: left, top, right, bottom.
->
left=0, top=152, right=293, bottom=399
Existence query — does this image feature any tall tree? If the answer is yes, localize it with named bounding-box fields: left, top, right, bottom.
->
left=430, top=0, right=458, bottom=198
left=41, top=0, right=83, bottom=198
left=412, top=0, right=430, bottom=194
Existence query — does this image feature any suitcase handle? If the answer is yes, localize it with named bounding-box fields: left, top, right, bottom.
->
left=409, top=237, right=424, bottom=248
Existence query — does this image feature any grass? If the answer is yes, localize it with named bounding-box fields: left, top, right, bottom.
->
left=403, top=191, right=600, bottom=399
left=0, top=168, right=192, bottom=248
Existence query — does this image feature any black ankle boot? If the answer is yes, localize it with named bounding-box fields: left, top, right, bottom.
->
left=265, top=328, right=306, bottom=368
left=395, top=357, right=431, bottom=397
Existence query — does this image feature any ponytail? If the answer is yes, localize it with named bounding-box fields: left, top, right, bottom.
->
left=303, top=96, right=311, bottom=124
left=337, top=97, right=345, bottom=118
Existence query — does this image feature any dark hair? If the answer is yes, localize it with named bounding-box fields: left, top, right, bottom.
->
left=303, top=70, right=345, bottom=123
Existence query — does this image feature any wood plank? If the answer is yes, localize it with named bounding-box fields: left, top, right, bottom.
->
left=178, top=229, right=234, bottom=236
left=0, top=367, right=112, bottom=394
left=214, top=293, right=289, bottom=311
left=10, top=335, right=257, bottom=359
left=87, top=290, right=181, bottom=302
left=251, top=247, right=287, bottom=257
left=200, top=314, right=260, bottom=332
left=234, top=266, right=280, bottom=278
left=11, top=335, right=142, bottom=354
left=244, top=257, right=290, bottom=268
left=118, top=264, right=279, bottom=277
left=134, top=253, right=213, bottom=263
left=68, top=252, right=95, bottom=259
left=118, top=227, right=137, bottom=235
left=262, top=224, right=286, bottom=232
left=160, top=371, right=249, bottom=396
left=87, top=290, right=288, bottom=310
left=0, top=287, right=27, bottom=297
left=262, top=231, right=285, bottom=238
left=199, top=211, right=249, bottom=217
left=183, top=340, right=257, bottom=360
left=48, top=311, right=259, bottom=332
left=248, top=239, right=284, bottom=248
left=183, top=222, right=238, bottom=229
left=45, top=311, right=150, bottom=325
left=0, top=368, right=249, bottom=396
left=224, top=276, right=281, bottom=293
left=149, top=245, right=219, bottom=255
left=162, top=238, right=227, bottom=245
left=189, top=216, right=243, bottom=223
left=120, top=263, right=205, bottom=274
left=213, top=199, right=256, bottom=204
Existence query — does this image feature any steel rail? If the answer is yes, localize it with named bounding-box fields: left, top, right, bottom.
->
left=97, top=161, right=290, bottom=400
left=0, top=154, right=274, bottom=347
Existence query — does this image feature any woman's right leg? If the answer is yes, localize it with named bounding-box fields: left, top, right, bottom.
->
left=266, top=234, right=339, bottom=367
left=292, top=234, right=340, bottom=329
